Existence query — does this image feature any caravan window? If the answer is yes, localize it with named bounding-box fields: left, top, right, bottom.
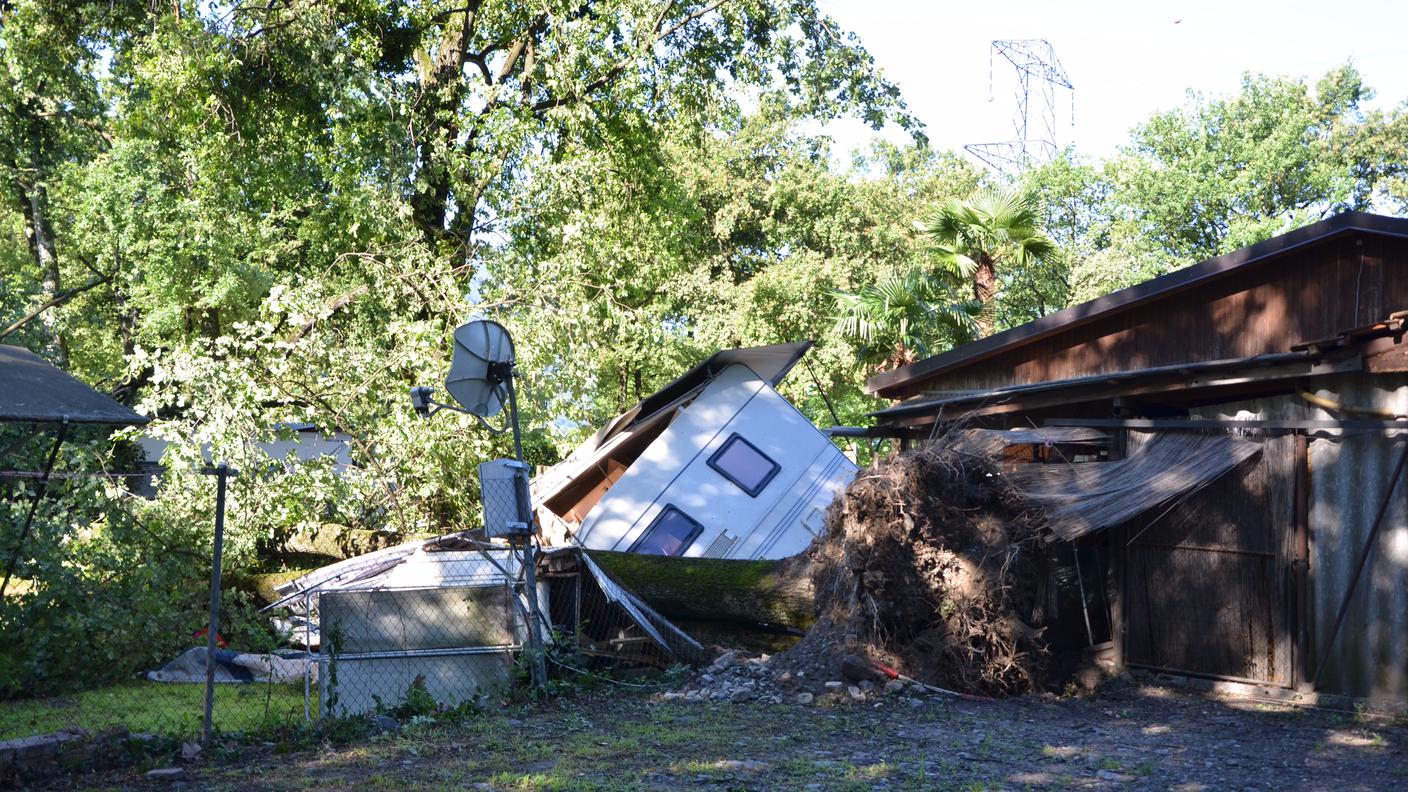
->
left=708, top=433, right=780, bottom=497
left=629, top=505, right=703, bottom=556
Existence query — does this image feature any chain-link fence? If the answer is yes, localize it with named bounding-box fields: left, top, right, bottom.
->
left=1, top=536, right=703, bottom=763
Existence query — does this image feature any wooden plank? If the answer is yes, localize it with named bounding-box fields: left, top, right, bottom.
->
left=1266, top=434, right=1296, bottom=687
left=1046, top=418, right=1408, bottom=432
left=1293, top=433, right=1312, bottom=691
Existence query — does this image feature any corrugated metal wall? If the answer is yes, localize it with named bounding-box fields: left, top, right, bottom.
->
left=1195, top=373, right=1408, bottom=700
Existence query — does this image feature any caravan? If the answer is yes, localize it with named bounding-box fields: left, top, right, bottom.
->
left=534, top=342, right=856, bottom=560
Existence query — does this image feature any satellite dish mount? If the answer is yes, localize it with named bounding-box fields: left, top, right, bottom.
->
left=411, top=319, right=546, bottom=686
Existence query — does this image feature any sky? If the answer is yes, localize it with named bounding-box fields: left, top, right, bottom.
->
left=813, top=0, right=1408, bottom=161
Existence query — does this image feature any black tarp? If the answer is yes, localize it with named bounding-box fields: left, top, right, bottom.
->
left=0, top=344, right=147, bottom=425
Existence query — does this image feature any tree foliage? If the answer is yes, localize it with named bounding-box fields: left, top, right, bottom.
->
left=0, top=0, right=922, bottom=695
left=2, top=0, right=1408, bottom=700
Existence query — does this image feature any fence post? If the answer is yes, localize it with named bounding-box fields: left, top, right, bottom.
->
left=201, top=463, right=236, bottom=745
left=506, top=376, right=548, bottom=689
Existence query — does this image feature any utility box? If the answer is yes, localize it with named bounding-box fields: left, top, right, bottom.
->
left=479, top=458, right=533, bottom=539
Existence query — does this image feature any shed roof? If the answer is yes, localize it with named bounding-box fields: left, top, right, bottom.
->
left=870, top=349, right=1337, bottom=420
left=0, top=345, right=147, bottom=426
left=866, top=212, right=1408, bottom=399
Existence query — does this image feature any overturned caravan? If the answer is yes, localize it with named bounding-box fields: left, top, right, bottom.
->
left=534, top=342, right=858, bottom=560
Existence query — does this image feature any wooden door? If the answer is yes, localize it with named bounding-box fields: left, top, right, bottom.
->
left=1122, top=435, right=1294, bottom=685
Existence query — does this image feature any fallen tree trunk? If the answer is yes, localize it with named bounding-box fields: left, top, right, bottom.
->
left=279, top=524, right=400, bottom=560
left=588, top=549, right=816, bottom=630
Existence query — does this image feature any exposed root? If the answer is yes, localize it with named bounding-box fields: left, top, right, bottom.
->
left=786, top=429, right=1049, bottom=696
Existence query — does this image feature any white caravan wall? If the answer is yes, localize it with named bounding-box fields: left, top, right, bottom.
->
left=576, top=364, right=856, bottom=560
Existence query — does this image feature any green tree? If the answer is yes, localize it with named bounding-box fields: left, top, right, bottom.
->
left=919, top=188, right=1056, bottom=337
left=1115, top=65, right=1403, bottom=262
left=831, top=268, right=979, bottom=370
left=0, top=0, right=924, bottom=694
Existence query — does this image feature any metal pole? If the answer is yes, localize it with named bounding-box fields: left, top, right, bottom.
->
left=1311, top=438, right=1408, bottom=687
left=505, top=375, right=547, bottom=688
left=1071, top=542, right=1095, bottom=647
left=203, top=463, right=234, bottom=744
left=303, top=591, right=312, bottom=722
left=1, top=417, right=68, bottom=600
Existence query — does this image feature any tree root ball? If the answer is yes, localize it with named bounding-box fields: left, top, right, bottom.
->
left=789, top=434, right=1049, bottom=697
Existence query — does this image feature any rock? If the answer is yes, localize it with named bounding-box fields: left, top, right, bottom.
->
left=369, top=715, right=400, bottom=732
left=847, top=685, right=866, bottom=701
left=777, top=671, right=793, bottom=684
left=907, top=697, right=924, bottom=709
left=840, top=654, right=882, bottom=683
left=699, top=673, right=715, bottom=684
left=824, top=681, right=845, bottom=692
left=1096, top=769, right=1135, bottom=782
left=795, top=692, right=815, bottom=705
left=714, top=759, right=767, bottom=772
left=180, top=741, right=202, bottom=760
left=146, top=767, right=186, bottom=781
left=505, top=719, right=524, bottom=728
left=884, top=679, right=907, bottom=694
left=709, top=651, right=738, bottom=672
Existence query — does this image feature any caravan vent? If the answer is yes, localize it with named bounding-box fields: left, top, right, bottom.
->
left=702, top=531, right=736, bottom=559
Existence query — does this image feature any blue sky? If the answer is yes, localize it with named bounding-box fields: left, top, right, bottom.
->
left=814, top=0, right=1408, bottom=160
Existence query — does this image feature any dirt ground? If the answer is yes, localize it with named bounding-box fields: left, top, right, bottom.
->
left=44, top=678, right=1408, bottom=791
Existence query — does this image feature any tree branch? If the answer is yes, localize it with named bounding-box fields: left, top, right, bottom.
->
left=0, top=271, right=114, bottom=340
left=527, top=0, right=731, bottom=114
left=283, top=284, right=371, bottom=346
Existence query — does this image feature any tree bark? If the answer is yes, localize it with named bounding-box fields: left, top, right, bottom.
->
left=589, top=549, right=817, bottom=630
left=18, top=178, right=67, bottom=362
left=972, top=252, right=997, bottom=337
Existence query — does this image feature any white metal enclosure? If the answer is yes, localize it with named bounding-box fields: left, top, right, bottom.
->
left=565, top=360, right=856, bottom=560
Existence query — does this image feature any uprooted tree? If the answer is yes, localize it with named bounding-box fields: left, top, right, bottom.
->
left=594, top=434, right=1052, bottom=697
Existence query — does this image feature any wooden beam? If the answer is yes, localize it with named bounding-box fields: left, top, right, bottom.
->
left=1045, top=418, right=1408, bottom=433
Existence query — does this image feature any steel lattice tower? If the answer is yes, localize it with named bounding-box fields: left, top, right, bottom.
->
left=964, top=39, right=1074, bottom=174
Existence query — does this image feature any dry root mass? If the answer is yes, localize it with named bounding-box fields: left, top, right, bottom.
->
left=786, top=435, right=1050, bottom=696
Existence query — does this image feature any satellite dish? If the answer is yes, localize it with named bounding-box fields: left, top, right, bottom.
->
left=445, top=320, right=515, bottom=417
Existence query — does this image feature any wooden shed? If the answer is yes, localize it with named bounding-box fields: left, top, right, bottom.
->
left=865, top=211, right=1408, bottom=703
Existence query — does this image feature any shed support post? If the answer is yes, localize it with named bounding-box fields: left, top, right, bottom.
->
left=1107, top=399, right=1129, bottom=673
left=0, top=417, right=67, bottom=600
left=1292, top=433, right=1311, bottom=691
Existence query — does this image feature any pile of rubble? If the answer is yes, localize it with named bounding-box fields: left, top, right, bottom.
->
left=661, top=650, right=941, bottom=707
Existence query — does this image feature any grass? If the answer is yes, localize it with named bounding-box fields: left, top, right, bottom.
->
left=0, top=679, right=311, bottom=740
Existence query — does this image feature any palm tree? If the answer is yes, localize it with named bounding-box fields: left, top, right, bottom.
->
left=920, top=189, right=1056, bottom=337
left=832, top=269, right=981, bottom=371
